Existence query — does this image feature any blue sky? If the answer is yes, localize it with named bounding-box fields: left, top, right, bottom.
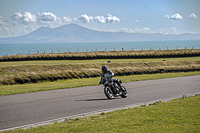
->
left=0, top=0, right=200, bottom=38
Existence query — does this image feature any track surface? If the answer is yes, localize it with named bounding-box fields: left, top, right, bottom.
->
left=0, top=75, right=200, bottom=130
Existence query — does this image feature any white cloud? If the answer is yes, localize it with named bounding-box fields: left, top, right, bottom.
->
left=10, top=11, right=57, bottom=25
left=77, top=14, right=93, bottom=23
left=0, top=16, right=5, bottom=26
left=0, top=20, right=5, bottom=26
left=158, top=27, right=180, bottom=34
left=76, top=14, right=120, bottom=23
left=10, top=10, right=61, bottom=28
left=11, top=11, right=23, bottom=24
left=121, top=28, right=129, bottom=32
left=164, top=13, right=183, bottom=20
left=142, top=27, right=150, bottom=31
left=2, top=10, right=59, bottom=37
left=164, top=15, right=170, bottom=19
left=0, top=15, right=10, bottom=37
left=120, top=27, right=185, bottom=35
left=37, top=12, right=57, bottom=21
left=62, top=16, right=72, bottom=23
left=11, top=11, right=37, bottom=25
left=170, top=13, right=183, bottom=20
left=22, top=12, right=37, bottom=23
left=10, top=11, right=120, bottom=26
left=121, top=27, right=152, bottom=34
left=121, top=28, right=135, bottom=33
left=0, top=16, right=4, bottom=20
left=105, top=14, right=120, bottom=23
left=94, top=15, right=106, bottom=23
left=188, top=13, right=197, bottom=19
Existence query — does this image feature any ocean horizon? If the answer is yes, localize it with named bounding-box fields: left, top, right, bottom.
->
left=0, top=40, right=200, bottom=56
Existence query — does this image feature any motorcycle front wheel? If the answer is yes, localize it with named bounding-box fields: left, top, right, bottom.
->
left=121, top=86, right=127, bottom=98
left=104, top=86, right=114, bottom=99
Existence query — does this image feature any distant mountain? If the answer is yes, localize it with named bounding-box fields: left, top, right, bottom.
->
left=0, top=24, right=200, bottom=44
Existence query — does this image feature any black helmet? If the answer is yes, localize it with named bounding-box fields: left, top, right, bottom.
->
left=102, top=66, right=107, bottom=73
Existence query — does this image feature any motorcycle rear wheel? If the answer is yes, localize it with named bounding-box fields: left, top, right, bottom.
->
left=104, top=86, right=114, bottom=99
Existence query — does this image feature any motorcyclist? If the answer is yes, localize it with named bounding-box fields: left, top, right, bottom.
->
left=99, top=66, right=122, bottom=94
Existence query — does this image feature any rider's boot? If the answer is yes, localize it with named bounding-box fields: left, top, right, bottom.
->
left=113, top=87, right=118, bottom=94
left=114, top=87, right=122, bottom=96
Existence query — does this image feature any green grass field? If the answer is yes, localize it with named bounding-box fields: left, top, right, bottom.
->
left=3, top=94, right=200, bottom=133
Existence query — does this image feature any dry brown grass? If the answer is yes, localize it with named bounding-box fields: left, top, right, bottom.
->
left=0, top=57, right=200, bottom=85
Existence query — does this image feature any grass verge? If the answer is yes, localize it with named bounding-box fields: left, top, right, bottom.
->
left=0, top=71, right=200, bottom=96
left=3, top=94, right=200, bottom=133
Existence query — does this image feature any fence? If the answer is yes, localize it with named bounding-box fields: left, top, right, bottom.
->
left=3, top=46, right=197, bottom=56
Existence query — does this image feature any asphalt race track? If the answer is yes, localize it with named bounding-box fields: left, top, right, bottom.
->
left=0, top=75, right=200, bottom=131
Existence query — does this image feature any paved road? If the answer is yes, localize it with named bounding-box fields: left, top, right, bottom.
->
left=0, top=75, right=200, bottom=130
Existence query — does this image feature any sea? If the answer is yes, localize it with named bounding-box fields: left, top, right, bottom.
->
left=0, top=40, right=200, bottom=56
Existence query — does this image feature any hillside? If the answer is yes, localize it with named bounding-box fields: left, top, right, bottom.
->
left=0, top=24, right=200, bottom=44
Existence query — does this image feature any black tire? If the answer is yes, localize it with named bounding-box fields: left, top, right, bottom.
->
left=121, top=86, right=127, bottom=98
left=104, top=86, right=114, bottom=99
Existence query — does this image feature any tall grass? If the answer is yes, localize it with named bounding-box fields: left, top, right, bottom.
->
left=0, top=57, right=200, bottom=85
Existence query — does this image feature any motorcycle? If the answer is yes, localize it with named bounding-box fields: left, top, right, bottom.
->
left=101, top=79, right=127, bottom=99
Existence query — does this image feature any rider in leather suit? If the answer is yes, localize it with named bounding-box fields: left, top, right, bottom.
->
left=99, top=66, right=122, bottom=94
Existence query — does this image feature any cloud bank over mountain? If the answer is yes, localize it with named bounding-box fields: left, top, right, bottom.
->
left=0, top=8, right=199, bottom=38
left=10, top=10, right=121, bottom=25
left=0, top=10, right=122, bottom=38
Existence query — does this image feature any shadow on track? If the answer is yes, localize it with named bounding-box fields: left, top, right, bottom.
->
left=76, top=98, right=109, bottom=101
left=76, top=98, right=121, bottom=101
